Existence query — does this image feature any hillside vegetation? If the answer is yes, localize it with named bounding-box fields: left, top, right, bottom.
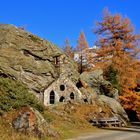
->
left=0, top=77, right=116, bottom=140
left=0, top=8, right=140, bottom=139
left=0, top=77, right=44, bottom=114
left=0, top=77, right=97, bottom=140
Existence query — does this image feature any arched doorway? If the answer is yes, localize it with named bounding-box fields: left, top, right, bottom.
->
left=50, top=90, right=55, bottom=104
left=70, top=92, right=74, bottom=100
left=59, top=96, right=65, bottom=102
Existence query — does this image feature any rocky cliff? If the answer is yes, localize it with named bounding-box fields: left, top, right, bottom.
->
left=0, top=24, right=129, bottom=126
left=0, top=24, right=79, bottom=97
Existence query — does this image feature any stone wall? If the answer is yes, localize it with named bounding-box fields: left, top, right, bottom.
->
left=43, top=76, right=82, bottom=106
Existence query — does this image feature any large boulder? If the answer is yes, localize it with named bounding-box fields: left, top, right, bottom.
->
left=79, top=87, right=97, bottom=103
left=80, top=70, right=128, bottom=125
left=0, top=24, right=79, bottom=98
left=80, top=69, right=104, bottom=88
left=12, top=107, right=59, bottom=137
left=80, top=69, right=119, bottom=99
left=98, top=95, right=129, bottom=125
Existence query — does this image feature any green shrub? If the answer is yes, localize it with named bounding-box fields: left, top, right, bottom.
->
left=0, top=77, right=44, bottom=112
left=104, top=65, right=120, bottom=91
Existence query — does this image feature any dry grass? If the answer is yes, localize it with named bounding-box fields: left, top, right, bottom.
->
left=42, top=103, right=103, bottom=139
left=0, top=102, right=110, bottom=140
left=0, top=119, right=38, bottom=140
left=0, top=109, right=38, bottom=140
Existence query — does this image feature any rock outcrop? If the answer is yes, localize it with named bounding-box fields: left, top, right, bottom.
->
left=12, top=107, right=59, bottom=137
left=0, top=24, right=79, bottom=98
left=79, top=70, right=128, bottom=125
left=80, top=69, right=119, bottom=100
left=79, top=87, right=97, bottom=103
left=0, top=24, right=129, bottom=127
left=97, top=95, right=129, bottom=125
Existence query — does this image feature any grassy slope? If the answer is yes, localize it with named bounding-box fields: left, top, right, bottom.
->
left=0, top=103, right=99, bottom=140
left=42, top=103, right=101, bottom=139
left=0, top=112, right=38, bottom=140
left=0, top=77, right=103, bottom=140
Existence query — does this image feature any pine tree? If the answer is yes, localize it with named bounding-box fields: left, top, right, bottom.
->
left=94, top=8, right=140, bottom=118
left=104, top=65, right=120, bottom=90
left=76, top=31, right=89, bottom=52
left=75, top=31, right=89, bottom=73
left=63, top=39, right=74, bottom=59
left=94, top=8, right=139, bottom=67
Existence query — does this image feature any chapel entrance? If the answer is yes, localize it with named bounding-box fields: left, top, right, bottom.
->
left=59, top=96, right=65, bottom=102
left=50, top=90, right=55, bottom=104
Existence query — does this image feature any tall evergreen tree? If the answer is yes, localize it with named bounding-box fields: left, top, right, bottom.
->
left=94, top=8, right=140, bottom=118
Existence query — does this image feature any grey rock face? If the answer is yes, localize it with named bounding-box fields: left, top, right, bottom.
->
left=80, top=69, right=104, bottom=88
left=80, top=69, right=119, bottom=100
left=12, top=112, right=30, bottom=130
left=98, top=95, right=129, bottom=125
left=80, top=70, right=128, bottom=124
left=0, top=24, right=79, bottom=97
left=79, top=87, right=97, bottom=104
left=12, top=107, right=59, bottom=137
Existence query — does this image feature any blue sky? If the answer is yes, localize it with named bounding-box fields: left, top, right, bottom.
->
left=0, top=0, right=140, bottom=48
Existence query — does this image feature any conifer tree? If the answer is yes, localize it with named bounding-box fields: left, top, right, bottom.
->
left=63, top=39, right=74, bottom=59
left=75, top=31, right=89, bottom=73
left=94, top=8, right=140, bottom=118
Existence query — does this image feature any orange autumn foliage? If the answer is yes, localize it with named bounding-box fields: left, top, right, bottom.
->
left=94, top=8, right=140, bottom=117
left=119, top=92, right=140, bottom=120
left=75, top=31, right=89, bottom=73
left=63, top=39, right=74, bottom=59
left=76, top=31, right=89, bottom=52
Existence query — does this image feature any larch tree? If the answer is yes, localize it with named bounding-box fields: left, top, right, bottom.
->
left=94, top=8, right=140, bottom=119
left=63, top=39, right=74, bottom=59
left=75, top=31, right=89, bottom=73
